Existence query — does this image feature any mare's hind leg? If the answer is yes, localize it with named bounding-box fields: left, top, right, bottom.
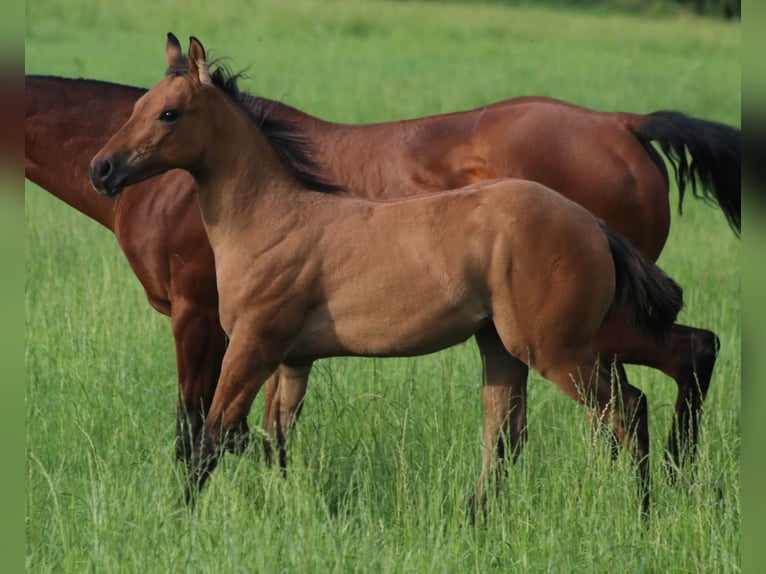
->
left=472, top=325, right=529, bottom=515
left=262, top=363, right=312, bottom=473
left=595, top=320, right=718, bottom=472
left=542, top=354, right=651, bottom=515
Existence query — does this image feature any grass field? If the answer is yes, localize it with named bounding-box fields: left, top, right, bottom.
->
left=26, top=1, right=740, bottom=572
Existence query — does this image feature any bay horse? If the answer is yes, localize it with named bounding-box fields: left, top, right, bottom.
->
left=25, top=36, right=738, bottom=474
left=89, top=35, right=684, bottom=512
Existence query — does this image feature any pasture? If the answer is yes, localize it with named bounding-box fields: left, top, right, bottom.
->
left=26, top=1, right=740, bottom=572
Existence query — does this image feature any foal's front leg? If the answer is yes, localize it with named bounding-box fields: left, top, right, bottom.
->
left=263, top=363, right=312, bottom=472
left=186, top=334, right=280, bottom=500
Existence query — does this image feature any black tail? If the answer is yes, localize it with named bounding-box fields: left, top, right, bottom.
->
left=633, top=111, right=740, bottom=236
left=600, top=222, right=684, bottom=341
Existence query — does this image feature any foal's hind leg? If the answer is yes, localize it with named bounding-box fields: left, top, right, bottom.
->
left=472, top=325, right=529, bottom=515
left=541, top=354, right=651, bottom=516
left=263, top=363, right=312, bottom=472
left=595, top=320, right=718, bottom=472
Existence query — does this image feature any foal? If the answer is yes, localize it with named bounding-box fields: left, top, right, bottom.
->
left=90, top=35, right=682, bottom=512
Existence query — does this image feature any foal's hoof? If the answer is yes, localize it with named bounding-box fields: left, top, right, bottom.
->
left=224, top=420, right=252, bottom=455
left=182, top=485, right=199, bottom=510
left=662, top=449, right=697, bottom=487
left=175, top=440, right=194, bottom=465
left=662, top=454, right=681, bottom=485
left=467, top=492, right=488, bottom=525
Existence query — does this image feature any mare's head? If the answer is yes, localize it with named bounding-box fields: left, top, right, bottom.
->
left=89, top=34, right=216, bottom=196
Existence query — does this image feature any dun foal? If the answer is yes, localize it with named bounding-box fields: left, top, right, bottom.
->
left=90, top=35, right=683, bottom=513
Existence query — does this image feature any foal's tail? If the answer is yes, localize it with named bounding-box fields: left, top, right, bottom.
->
left=600, top=221, right=684, bottom=340
left=630, top=111, right=740, bottom=236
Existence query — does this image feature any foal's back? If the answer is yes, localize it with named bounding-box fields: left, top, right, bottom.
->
left=275, top=178, right=615, bottom=365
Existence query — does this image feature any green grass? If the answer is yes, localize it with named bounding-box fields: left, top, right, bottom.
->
left=26, top=1, right=740, bottom=572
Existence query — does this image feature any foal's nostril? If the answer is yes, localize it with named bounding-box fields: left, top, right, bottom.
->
left=98, top=159, right=113, bottom=180
left=89, top=157, right=118, bottom=194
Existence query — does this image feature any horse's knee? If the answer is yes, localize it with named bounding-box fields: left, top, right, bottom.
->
left=690, top=329, right=719, bottom=396
left=664, top=327, right=719, bottom=398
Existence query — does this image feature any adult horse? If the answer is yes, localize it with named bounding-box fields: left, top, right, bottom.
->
left=89, top=34, right=684, bottom=513
left=25, top=40, right=738, bottom=471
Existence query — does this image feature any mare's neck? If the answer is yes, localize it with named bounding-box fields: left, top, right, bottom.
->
left=24, top=76, right=143, bottom=230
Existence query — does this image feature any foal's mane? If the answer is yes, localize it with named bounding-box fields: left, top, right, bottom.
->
left=167, top=58, right=343, bottom=194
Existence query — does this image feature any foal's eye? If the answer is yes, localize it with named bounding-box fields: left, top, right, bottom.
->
left=159, top=109, right=181, bottom=123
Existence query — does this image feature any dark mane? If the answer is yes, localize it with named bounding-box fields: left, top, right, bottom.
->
left=167, top=58, right=343, bottom=194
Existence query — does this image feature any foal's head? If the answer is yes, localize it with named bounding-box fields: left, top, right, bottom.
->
left=90, top=33, right=341, bottom=197
left=89, top=34, right=221, bottom=196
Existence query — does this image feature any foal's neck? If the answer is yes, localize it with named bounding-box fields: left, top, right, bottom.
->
left=193, top=89, right=309, bottom=247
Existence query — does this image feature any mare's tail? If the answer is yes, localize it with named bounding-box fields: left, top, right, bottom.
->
left=600, top=221, right=684, bottom=340
left=631, top=111, right=740, bottom=236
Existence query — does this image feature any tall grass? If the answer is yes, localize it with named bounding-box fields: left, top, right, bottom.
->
left=26, top=1, right=740, bottom=571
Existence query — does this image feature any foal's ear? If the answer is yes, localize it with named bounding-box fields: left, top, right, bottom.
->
left=188, top=36, right=212, bottom=86
left=166, top=32, right=183, bottom=67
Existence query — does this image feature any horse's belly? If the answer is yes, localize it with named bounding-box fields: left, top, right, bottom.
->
left=285, top=300, right=490, bottom=361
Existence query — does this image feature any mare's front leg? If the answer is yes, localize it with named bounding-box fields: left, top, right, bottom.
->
left=186, top=332, right=280, bottom=500
left=171, top=302, right=230, bottom=464
left=472, top=324, right=529, bottom=516
left=263, top=363, right=312, bottom=472
left=595, top=320, right=719, bottom=473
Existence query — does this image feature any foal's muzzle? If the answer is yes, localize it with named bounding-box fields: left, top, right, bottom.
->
left=89, top=154, right=128, bottom=197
